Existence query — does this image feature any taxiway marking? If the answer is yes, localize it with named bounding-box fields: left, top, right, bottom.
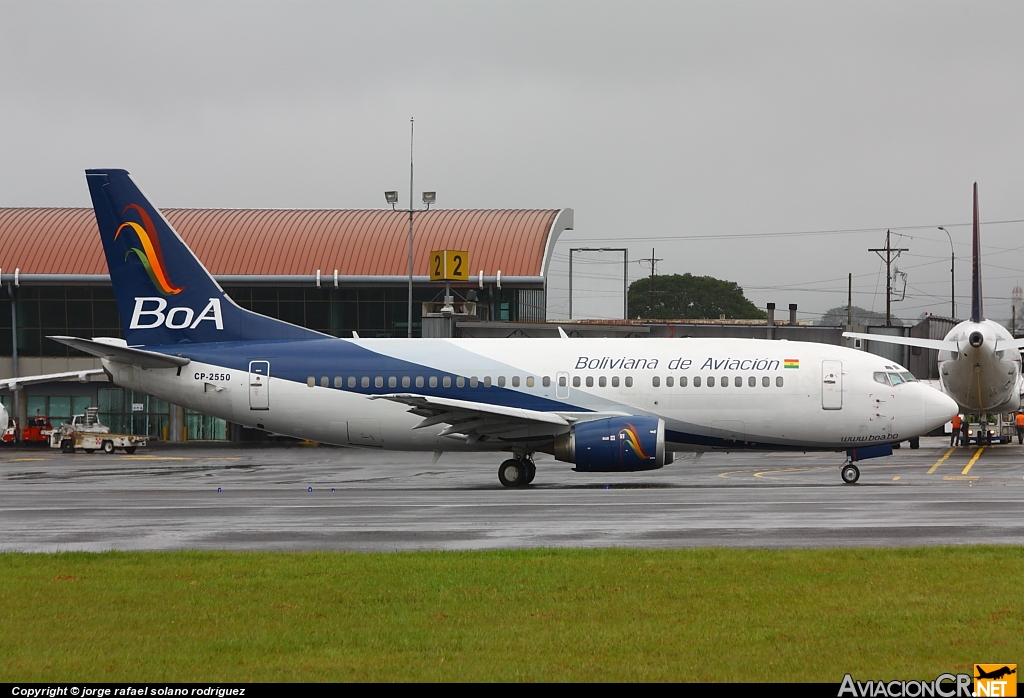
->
left=927, top=448, right=956, bottom=474
left=961, top=447, right=985, bottom=475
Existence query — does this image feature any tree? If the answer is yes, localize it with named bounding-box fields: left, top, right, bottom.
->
left=628, top=273, right=766, bottom=320
left=817, top=305, right=904, bottom=327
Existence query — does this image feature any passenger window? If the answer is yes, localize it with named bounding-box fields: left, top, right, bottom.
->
left=666, top=376, right=674, bottom=387
left=652, top=376, right=660, bottom=388
left=748, top=376, right=755, bottom=387
left=679, top=376, right=687, bottom=387
left=416, top=376, right=424, bottom=388
left=721, top=376, right=728, bottom=387
left=512, top=376, right=520, bottom=387
left=321, top=376, right=329, bottom=388
left=598, top=376, right=607, bottom=387
left=443, top=377, right=452, bottom=388
left=484, top=377, right=492, bottom=388
left=361, top=377, right=370, bottom=388
left=527, top=377, right=535, bottom=388
left=456, top=376, right=465, bottom=388
left=402, top=376, right=411, bottom=388
left=707, top=377, right=715, bottom=387
left=307, top=376, right=315, bottom=388
left=498, top=376, right=506, bottom=387
left=573, top=376, right=581, bottom=387
left=625, top=376, right=633, bottom=388
left=373, top=376, right=382, bottom=388
left=334, top=376, right=343, bottom=388
left=776, top=376, right=784, bottom=387
left=388, top=377, right=397, bottom=388
left=557, top=376, right=566, bottom=387
left=873, top=372, right=890, bottom=385
left=693, top=376, right=701, bottom=387
left=586, top=376, right=594, bottom=387
left=470, top=377, right=479, bottom=388
left=762, top=376, right=769, bottom=387
left=735, top=376, right=742, bottom=388
left=543, top=376, right=551, bottom=387
left=611, top=376, right=620, bottom=387
left=429, top=377, right=438, bottom=388
left=348, top=376, right=356, bottom=388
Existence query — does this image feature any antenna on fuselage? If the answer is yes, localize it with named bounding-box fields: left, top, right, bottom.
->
left=971, top=182, right=984, bottom=323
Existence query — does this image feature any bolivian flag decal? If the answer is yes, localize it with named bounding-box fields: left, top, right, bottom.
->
left=784, top=359, right=800, bottom=369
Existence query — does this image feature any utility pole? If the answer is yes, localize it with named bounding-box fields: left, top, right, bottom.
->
left=639, top=247, right=662, bottom=318
left=847, top=272, right=852, bottom=326
left=869, top=230, right=908, bottom=327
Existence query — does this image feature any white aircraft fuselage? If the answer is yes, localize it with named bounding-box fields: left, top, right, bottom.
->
left=937, top=319, right=1021, bottom=413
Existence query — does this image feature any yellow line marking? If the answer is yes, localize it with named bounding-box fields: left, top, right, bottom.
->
left=927, top=447, right=956, bottom=474
left=961, top=446, right=985, bottom=475
left=944, top=476, right=979, bottom=480
left=11, top=457, right=50, bottom=462
left=119, top=456, right=241, bottom=461
left=892, top=476, right=900, bottom=481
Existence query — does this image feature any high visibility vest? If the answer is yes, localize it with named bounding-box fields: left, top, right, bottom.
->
left=1016, top=414, right=1024, bottom=427
left=952, top=416, right=962, bottom=429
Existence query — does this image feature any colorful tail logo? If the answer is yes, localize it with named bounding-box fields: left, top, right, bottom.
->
left=114, top=204, right=185, bottom=296
left=619, top=422, right=652, bottom=460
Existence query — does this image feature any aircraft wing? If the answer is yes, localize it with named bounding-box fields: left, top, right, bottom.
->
left=48, top=336, right=190, bottom=369
left=0, top=368, right=106, bottom=391
left=370, top=393, right=621, bottom=443
left=842, top=332, right=959, bottom=352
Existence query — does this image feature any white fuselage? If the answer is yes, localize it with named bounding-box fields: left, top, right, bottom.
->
left=936, top=319, right=1022, bottom=413
left=102, top=336, right=956, bottom=453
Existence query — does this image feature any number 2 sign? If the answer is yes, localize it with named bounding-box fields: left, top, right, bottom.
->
left=429, top=250, right=469, bottom=281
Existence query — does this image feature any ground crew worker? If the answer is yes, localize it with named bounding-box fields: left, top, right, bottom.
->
left=1016, top=412, right=1024, bottom=444
left=951, top=414, right=962, bottom=447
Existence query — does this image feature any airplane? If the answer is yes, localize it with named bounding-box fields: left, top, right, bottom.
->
left=844, top=184, right=1024, bottom=444
left=975, top=666, right=1016, bottom=681
left=24, top=168, right=956, bottom=486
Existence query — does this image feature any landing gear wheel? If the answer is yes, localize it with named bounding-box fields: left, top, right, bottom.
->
left=525, top=460, right=537, bottom=485
left=841, top=464, right=860, bottom=484
left=101, top=440, right=115, bottom=454
left=909, top=436, right=920, bottom=450
left=892, top=441, right=901, bottom=449
left=498, top=459, right=528, bottom=488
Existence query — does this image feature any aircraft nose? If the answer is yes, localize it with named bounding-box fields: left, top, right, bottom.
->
left=923, top=385, right=959, bottom=431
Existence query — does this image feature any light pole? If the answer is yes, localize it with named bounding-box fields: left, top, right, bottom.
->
left=937, top=226, right=955, bottom=319
left=385, top=118, right=435, bottom=338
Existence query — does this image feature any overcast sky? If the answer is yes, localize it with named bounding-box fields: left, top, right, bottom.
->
left=3, top=1, right=1024, bottom=323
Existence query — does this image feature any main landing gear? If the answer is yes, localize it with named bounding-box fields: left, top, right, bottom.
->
left=841, top=463, right=860, bottom=484
left=498, top=455, right=536, bottom=488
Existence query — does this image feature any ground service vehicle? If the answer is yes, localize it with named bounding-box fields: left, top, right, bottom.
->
left=50, top=408, right=146, bottom=454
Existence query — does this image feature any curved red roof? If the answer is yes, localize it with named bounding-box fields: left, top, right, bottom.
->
left=0, top=208, right=571, bottom=277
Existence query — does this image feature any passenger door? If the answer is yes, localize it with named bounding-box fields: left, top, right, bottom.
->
left=249, top=361, right=270, bottom=410
left=821, top=360, right=842, bottom=410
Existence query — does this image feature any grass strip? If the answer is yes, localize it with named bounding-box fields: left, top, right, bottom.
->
left=1, top=547, right=1021, bottom=682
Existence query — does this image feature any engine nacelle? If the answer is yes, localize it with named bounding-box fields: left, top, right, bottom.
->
left=553, top=416, right=666, bottom=472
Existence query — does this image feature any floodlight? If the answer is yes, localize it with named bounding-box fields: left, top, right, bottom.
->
left=384, top=191, right=399, bottom=204
left=422, top=191, right=436, bottom=205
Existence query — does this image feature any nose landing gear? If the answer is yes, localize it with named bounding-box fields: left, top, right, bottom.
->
left=498, top=455, right=536, bottom=487
left=841, top=463, right=860, bottom=484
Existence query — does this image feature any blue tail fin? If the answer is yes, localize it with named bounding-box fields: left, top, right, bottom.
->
left=86, top=169, right=324, bottom=346
left=971, top=182, right=984, bottom=323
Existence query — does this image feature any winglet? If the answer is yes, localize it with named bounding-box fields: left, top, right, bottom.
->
left=558, top=327, right=569, bottom=339
left=972, top=182, right=984, bottom=323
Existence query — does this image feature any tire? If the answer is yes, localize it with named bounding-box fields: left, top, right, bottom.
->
left=124, top=446, right=137, bottom=454
left=841, top=464, right=860, bottom=484
left=101, top=440, right=115, bottom=454
left=498, top=459, right=527, bottom=488
left=84, top=449, right=95, bottom=454
left=61, top=439, right=74, bottom=454
left=525, top=461, right=537, bottom=485
left=909, top=437, right=920, bottom=450
left=892, top=442, right=901, bottom=449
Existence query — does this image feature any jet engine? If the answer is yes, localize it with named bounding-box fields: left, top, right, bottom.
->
left=553, top=416, right=666, bottom=472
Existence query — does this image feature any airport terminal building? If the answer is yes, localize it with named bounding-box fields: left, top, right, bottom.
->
left=0, top=206, right=573, bottom=440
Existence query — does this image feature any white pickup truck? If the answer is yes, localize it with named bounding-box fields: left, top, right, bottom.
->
left=50, top=407, right=147, bottom=454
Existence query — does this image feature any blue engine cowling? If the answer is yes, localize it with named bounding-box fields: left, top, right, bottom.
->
left=553, top=416, right=666, bottom=472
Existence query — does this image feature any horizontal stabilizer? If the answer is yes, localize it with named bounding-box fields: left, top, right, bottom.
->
left=0, top=368, right=106, bottom=391
left=48, top=336, right=190, bottom=368
left=842, top=331, right=959, bottom=352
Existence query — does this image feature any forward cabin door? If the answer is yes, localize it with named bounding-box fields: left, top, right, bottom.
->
left=249, top=361, right=270, bottom=410
left=822, top=360, right=842, bottom=410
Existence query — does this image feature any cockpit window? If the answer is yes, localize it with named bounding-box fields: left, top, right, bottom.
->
left=888, top=372, right=905, bottom=386
left=873, top=372, right=890, bottom=385
left=899, top=371, right=917, bottom=383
